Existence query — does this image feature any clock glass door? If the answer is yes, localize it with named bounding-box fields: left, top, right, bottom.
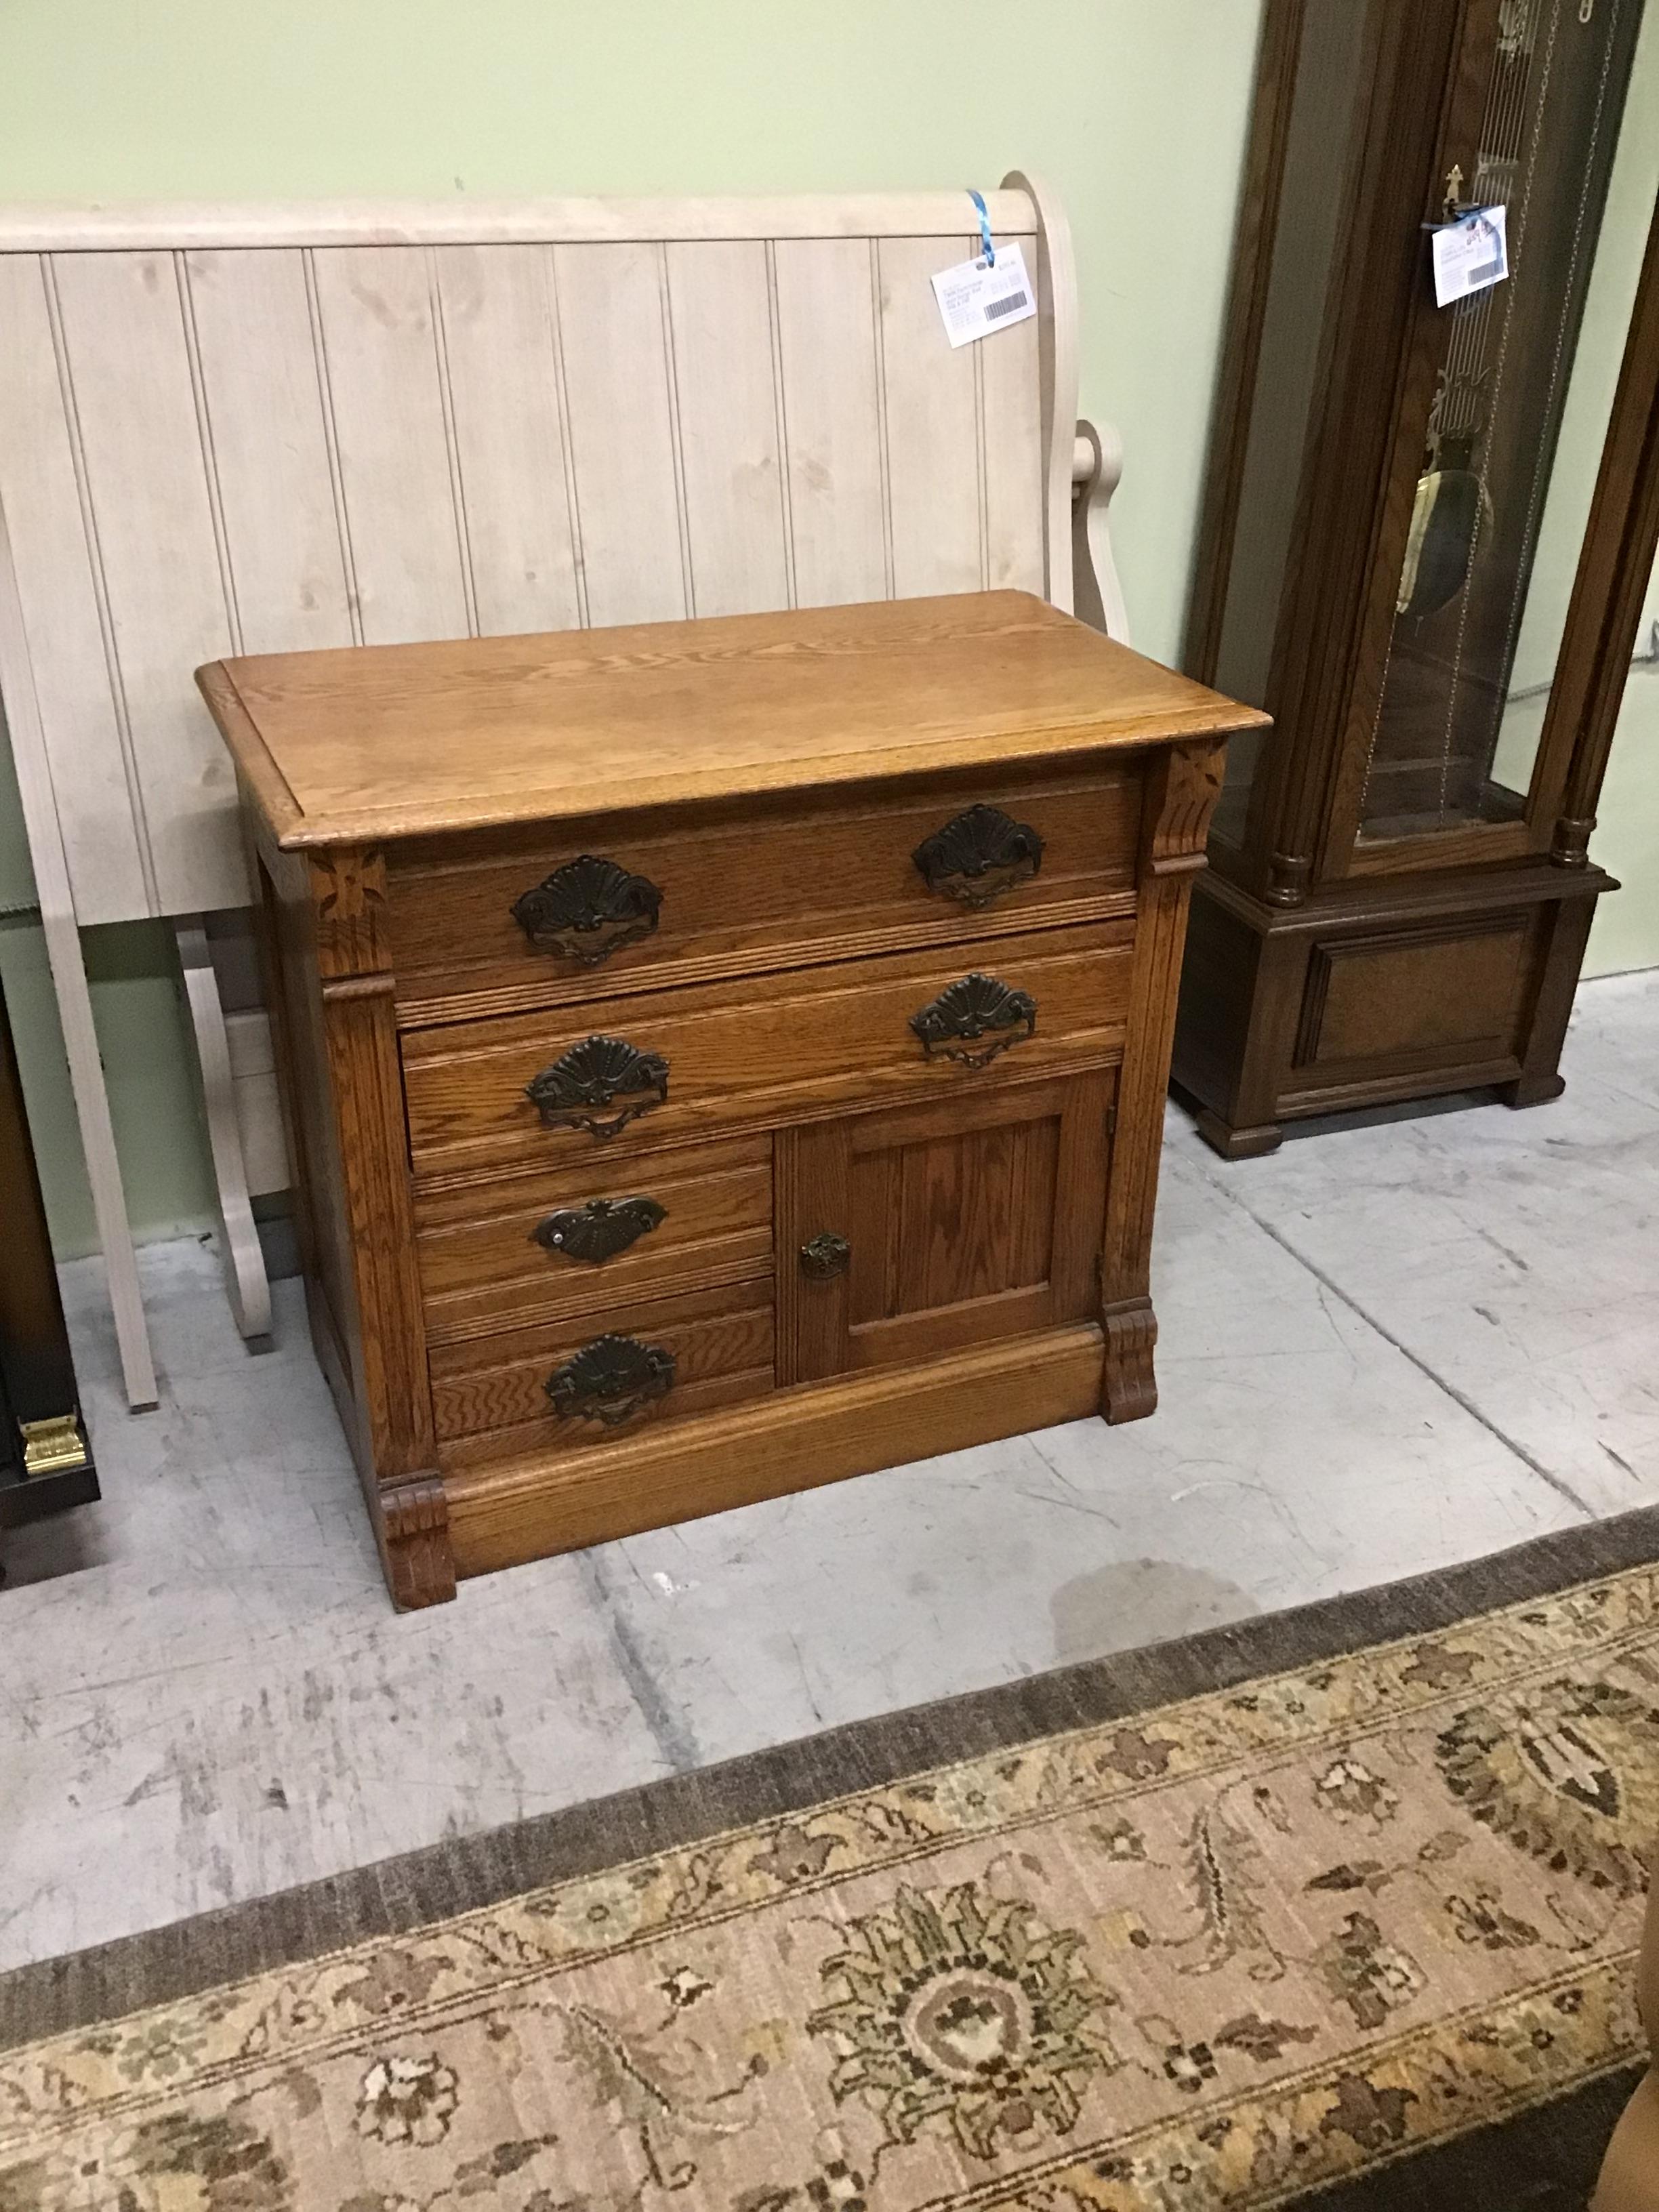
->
left=1356, top=0, right=1659, bottom=848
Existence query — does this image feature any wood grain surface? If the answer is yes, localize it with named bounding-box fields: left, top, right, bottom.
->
left=431, top=1275, right=775, bottom=1456
left=782, top=1068, right=1111, bottom=1382
left=384, top=764, right=1141, bottom=1020
left=399, top=918, right=1134, bottom=1177
left=445, top=1322, right=1104, bottom=1576
left=415, top=1132, right=773, bottom=1343
left=204, top=592, right=1265, bottom=846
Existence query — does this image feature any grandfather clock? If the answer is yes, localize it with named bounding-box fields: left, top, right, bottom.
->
left=1174, top=0, right=1659, bottom=1155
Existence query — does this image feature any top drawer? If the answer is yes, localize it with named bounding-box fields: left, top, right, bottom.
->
left=384, top=765, right=1143, bottom=1020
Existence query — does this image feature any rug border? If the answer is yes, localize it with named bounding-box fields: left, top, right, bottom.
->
left=5, top=1502, right=1656, bottom=2049
left=1291, top=2055, right=1647, bottom=2211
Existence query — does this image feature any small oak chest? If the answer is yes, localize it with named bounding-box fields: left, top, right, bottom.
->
left=202, top=592, right=1263, bottom=1607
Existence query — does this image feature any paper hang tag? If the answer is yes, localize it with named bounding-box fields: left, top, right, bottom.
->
left=931, top=239, right=1036, bottom=349
left=1431, top=205, right=1509, bottom=308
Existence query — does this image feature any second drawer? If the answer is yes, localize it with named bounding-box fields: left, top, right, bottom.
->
left=415, top=1131, right=772, bottom=1345
left=401, top=918, right=1135, bottom=1178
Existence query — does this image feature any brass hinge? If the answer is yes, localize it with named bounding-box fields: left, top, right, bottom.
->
left=20, top=1413, right=89, bottom=1476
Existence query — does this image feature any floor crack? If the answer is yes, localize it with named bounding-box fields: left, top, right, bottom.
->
left=1193, top=1164, right=1599, bottom=1519
left=575, top=1549, right=702, bottom=1773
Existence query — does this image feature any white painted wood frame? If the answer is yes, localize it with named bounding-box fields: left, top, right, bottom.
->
left=0, top=176, right=1124, bottom=1408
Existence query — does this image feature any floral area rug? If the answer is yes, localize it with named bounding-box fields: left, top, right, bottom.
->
left=1, top=1513, right=1655, bottom=2211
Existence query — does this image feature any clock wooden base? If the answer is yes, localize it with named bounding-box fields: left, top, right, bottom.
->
left=1173, top=854, right=1614, bottom=1160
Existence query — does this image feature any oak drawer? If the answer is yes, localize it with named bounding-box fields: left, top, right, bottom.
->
left=401, top=918, right=1136, bottom=1178
left=385, top=767, right=1142, bottom=1019
left=432, top=1278, right=774, bottom=1467
left=415, top=1132, right=772, bottom=1345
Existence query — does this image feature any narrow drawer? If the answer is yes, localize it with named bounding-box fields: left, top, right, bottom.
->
left=401, top=917, right=1136, bottom=1179
left=385, top=766, right=1142, bottom=1019
left=432, top=1278, right=774, bottom=1467
left=415, top=1132, right=772, bottom=1345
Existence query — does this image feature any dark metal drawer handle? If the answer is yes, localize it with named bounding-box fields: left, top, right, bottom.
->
left=511, top=855, right=663, bottom=966
left=800, top=1231, right=851, bottom=1281
left=913, top=804, right=1044, bottom=909
left=910, top=974, right=1037, bottom=1070
left=546, top=1333, right=676, bottom=1427
left=525, top=1035, right=669, bottom=1142
left=531, top=1194, right=667, bottom=1265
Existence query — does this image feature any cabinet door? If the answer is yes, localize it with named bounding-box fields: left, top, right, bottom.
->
left=777, top=1069, right=1113, bottom=1383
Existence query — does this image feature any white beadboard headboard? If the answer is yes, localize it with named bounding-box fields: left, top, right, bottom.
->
left=0, top=174, right=1111, bottom=1408
left=0, top=178, right=1084, bottom=927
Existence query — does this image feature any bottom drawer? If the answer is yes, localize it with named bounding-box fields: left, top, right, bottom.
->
left=432, top=1277, right=773, bottom=1469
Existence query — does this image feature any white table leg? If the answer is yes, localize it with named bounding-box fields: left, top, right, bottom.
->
left=176, top=917, right=273, bottom=1351
left=40, top=908, right=159, bottom=1408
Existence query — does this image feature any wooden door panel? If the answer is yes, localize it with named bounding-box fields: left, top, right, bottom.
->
left=846, top=1141, right=900, bottom=1330
left=779, top=1069, right=1111, bottom=1382
left=857, top=1113, right=1060, bottom=1320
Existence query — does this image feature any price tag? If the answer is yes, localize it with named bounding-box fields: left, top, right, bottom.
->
left=1431, top=205, right=1509, bottom=308
left=930, top=239, right=1036, bottom=348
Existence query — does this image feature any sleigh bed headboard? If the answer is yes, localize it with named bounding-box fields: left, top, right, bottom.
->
left=0, top=173, right=1125, bottom=1406
left=0, top=175, right=1120, bottom=924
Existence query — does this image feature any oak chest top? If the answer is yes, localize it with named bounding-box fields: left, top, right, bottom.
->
left=199, top=590, right=1263, bottom=848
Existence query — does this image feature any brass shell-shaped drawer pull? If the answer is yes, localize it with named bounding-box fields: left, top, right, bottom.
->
left=525, top=1035, right=670, bottom=1141
left=912, top=804, right=1044, bottom=909
left=799, top=1230, right=851, bottom=1281
left=909, top=973, right=1038, bottom=1069
left=531, top=1194, right=668, bottom=1265
left=545, top=1333, right=677, bottom=1427
left=510, top=855, right=663, bottom=966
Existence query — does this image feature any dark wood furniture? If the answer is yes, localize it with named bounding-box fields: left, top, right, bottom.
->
left=0, top=965, right=97, bottom=1543
left=1174, top=0, right=1659, bottom=1157
left=201, top=591, right=1263, bottom=1607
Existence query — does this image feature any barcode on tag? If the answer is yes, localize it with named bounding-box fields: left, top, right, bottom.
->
left=1431, top=205, right=1509, bottom=308
left=930, top=240, right=1037, bottom=348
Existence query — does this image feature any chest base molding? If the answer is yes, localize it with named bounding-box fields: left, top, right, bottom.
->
left=443, top=1322, right=1104, bottom=1581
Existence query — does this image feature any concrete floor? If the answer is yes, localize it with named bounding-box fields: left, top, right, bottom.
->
left=3, top=969, right=1656, bottom=1973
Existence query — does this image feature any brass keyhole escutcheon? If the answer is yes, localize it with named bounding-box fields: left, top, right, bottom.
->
left=800, top=1231, right=851, bottom=1281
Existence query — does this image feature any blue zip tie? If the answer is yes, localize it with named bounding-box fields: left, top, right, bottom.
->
left=968, top=187, right=995, bottom=267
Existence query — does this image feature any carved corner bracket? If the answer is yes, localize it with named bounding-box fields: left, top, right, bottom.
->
left=308, top=846, right=391, bottom=977
left=378, top=1473, right=455, bottom=1609
left=1145, top=740, right=1228, bottom=883
left=1101, top=1297, right=1158, bottom=1425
